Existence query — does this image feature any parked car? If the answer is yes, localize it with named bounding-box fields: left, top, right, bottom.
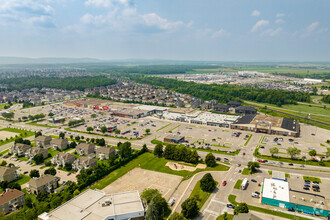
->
left=303, top=187, right=310, bottom=190
left=227, top=204, right=235, bottom=209
left=251, top=179, right=257, bottom=183
left=251, top=193, right=259, bottom=198
left=67, top=173, right=71, bottom=176
left=222, top=181, right=227, bottom=186
left=288, top=208, right=295, bottom=212
left=254, top=191, right=260, bottom=195
left=216, top=157, right=221, bottom=161
left=24, top=171, right=28, bottom=174
left=304, top=180, right=311, bottom=184
left=288, top=163, right=294, bottom=166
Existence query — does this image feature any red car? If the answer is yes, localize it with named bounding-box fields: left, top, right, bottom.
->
left=258, top=159, right=265, bottom=163
left=243, top=153, right=246, bottom=156
left=222, top=181, right=227, bottom=186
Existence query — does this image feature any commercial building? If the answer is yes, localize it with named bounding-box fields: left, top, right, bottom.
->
left=230, top=114, right=299, bottom=137
left=164, top=135, right=185, bottom=144
left=38, top=189, right=145, bottom=220
left=261, top=178, right=330, bottom=217
left=0, top=189, right=25, bottom=214
left=113, top=108, right=151, bottom=119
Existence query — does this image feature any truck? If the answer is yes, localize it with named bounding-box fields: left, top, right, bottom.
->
left=241, top=178, right=248, bottom=190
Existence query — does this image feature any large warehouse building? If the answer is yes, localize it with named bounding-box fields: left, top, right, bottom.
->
left=230, top=114, right=300, bottom=137
left=38, top=189, right=145, bottom=220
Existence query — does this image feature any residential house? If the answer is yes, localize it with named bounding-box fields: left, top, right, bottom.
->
left=51, top=152, right=76, bottom=167
left=0, top=189, right=25, bottom=214
left=75, top=143, right=95, bottom=156
left=27, top=175, right=59, bottom=195
left=0, top=167, right=18, bottom=182
left=235, top=106, right=257, bottom=115
left=26, top=147, right=48, bottom=159
left=35, top=136, right=52, bottom=148
left=50, top=138, right=68, bottom=151
left=10, top=143, right=31, bottom=157
left=227, top=101, right=241, bottom=108
left=95, top=147, right=116, bottom=160
left=72, top=157, right=97, bottom=170
left=201, top=102, right=211, bottom=110
left=213, top=104, right=229, bottom=113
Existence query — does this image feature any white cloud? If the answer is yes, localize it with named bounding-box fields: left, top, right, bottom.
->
left=0, top=0, right=55, bottom=28
left=306, top=22, right=319, bottom=32
left=276, top=13, right=285, bottom=17
left=317, top=28, right=328, bottom=34
left=251, top=19, right=269, bottom=32
left=212, top=28, right=231, bottom=38
left=260, top=27, right=282, bottom=36
left=81, top=0, right=184, bottom=33
left=251, top=10, right=260, bottom=17
left=275, top=19, right=285, bottom=24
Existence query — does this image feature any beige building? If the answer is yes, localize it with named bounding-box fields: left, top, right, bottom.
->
left=0, top=167, right=18, bottom=182
left=10, top=143, right=31, bottom=157
left=50, top=138, right=68, bottom=151
left=0, top=189, right=25, bottom=214
left=38, top=189, right=145, bottom=220
left=35, top=136, right=52, bottom=148
left=51, top=152, right=76, bottom=167
left=72, top=157, right=97, bottom=170
left=76, top=143, right=95, bottom=156
left=95, top=147, right=116, bottom=160
left=26, top=147, right=48, bottom=159
left=27, top=174, right=59, bottom=195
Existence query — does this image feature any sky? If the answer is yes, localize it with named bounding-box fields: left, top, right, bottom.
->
left=0, top=0, right=329, bottom=61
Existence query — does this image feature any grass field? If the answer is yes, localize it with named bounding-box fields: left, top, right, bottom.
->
left=233, top=179, right=243, bottom=189
left=14, top=174, right=31, bottom=185
left=156, top=123, right=172, bottom=132
left=0, top=128, right=35, bottom=147
left=91, top=153, right=229, bottom=190
left=0, top=103, right=10, bottom=109
left=26, top=122, right=58, bottom=128
left=241, top=168, right=250, bottom=175
left=189, top=180, right=218, bottom=209
left=216, top=213, right=234, bottom=220
left=303, top=176, right=321, bottom=183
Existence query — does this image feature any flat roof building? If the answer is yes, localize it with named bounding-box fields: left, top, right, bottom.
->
left=38, top=189, right=145, bottom=220
left=164, top=135, right=185, bottom=144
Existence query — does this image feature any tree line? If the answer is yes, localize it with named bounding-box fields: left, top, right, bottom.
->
left=0, top=76, right=117, bottom=91
left=127, top=75, right=311, bottom=106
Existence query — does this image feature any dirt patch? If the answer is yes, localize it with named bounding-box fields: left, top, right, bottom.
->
left=166, top=162, right=206, bottom=171
left=0, top=131, right=19, bottom=140
left=102, top=168, right=182, bottom=200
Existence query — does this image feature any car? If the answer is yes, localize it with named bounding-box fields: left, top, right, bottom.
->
left=288, top=208, right=295, bottom=212
left=226, top=204, right=235, bottom=209
left=300, top=165, right=305, bottom=167
left=288, top=163, right=294, bottom=166
left=62, top=181, right=67, bottom=185
left=254, top=191, right=260, bottom=195
left=224, top=158, right=229, bottom=162
left=243, top=152, right=246, bottom=156
left=237, top=164, right=241, bottom=167
left=251, top=179, right=257, bottom=182
left=312, top=181, right=319, bottom=184
left=222, top=181, right=227, bottom=186
left=216, top=157, right=221, bottom=161
left=67, top=173, right=71, bottom=176
left=311, top=133, right=315, bottom=136
left=313, top=188, right=320, bottom=192
left=24, top=171, right=28, bottom=174
left=303, top=187, right=310, bottom=190
left=304, top=180, right=311, bottom=184
left=251, top=193, right=259, bottom=198
left=304, top=184, right=310, bottom=188
left=260, top=146, right=265, bottom=149
left=312, top=185, right=320, bottom=189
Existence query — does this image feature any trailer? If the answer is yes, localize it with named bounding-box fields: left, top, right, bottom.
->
left=241, top=178, right=248, bottom=190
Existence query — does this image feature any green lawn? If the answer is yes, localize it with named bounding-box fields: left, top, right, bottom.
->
left=241, top=168, right=250, bottom=175
left=233, top=179, right=243, bottom=189
left=91, top=153, right=229, bottom=189
left=156, top=123, right=172, bottom=132
left=166, top=125, right=181, bottom=134
left=216, top=213, right=234, bottom=220
left=228, top=194, right=311, bottom=220
left=0, top=128, right=35, bottom=146
left=26, top=122, right=58, bottom=128
left=189, top=180, right=218, bottom=209
left=268, top=170, right=272, bottom=175
left=0, top=103, right=10, bottom=109
left=285, top=173, right=290, bottom=178
left=14, top=174, right=31, bottom=185
left=303, top=176, right=321, bottom=183
left=244, top=134, right=253, bottom=146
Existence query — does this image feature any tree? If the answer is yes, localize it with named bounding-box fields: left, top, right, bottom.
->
left=3, top=112, right=14, bottom=120
left=141, top=188, right=160, bottom=204
left=75, top=136, right=80, bottom=141
left=118, top=142, right=132, bottom=158
left=59, top=132, right=65, bottom=139
left=25, top=196, right=33, bottom=208
left=44, top=167, right=57, bottom=176
left=141, top=189, right=169, bottom=219
left=145, top=199, right=159, bottom=220
left=205, top=153, right=216, bottom=167
left=69, top=141, right=77, bottom=148
left=48, top=112, right=54, bottom=117
left=181, top=198, right=199, bottom=219
left=234, top=203, right=249, bottom=215
left=7, top=182, right=21, bottom=191
left=35, top=131, right=42, bottom=138
left=108, top=154, right=117, bottom=166
left=33, top=154, right=44, bottom=165
left=247, top=161, right=260, bottom=174
left=309, top=150, right=317, bottom=158
left=65, top=162, right=72, bottom=171
left=86, top=127, right=93, bottom=133
left=286, top=147, right=301, bottom=159
left=168, top=213, right=187, bottom=220
left=145, top=128, right=151, bottom=135
left=30, top=169, right=40, bottom=178
left=153, top=143, right=163, bottom=157
left=115, top=129, right=121, bottom=134
left=269, top=147, right=279, bottom=157
left=101, top=126, right=108, bottom=134
left=0, top=160, right=7, bottom=166
left=200, top=173, right=216, bottom=192
left=91, top=114, right=97, bottom=118
left=326, top=148, right=330, bottom=158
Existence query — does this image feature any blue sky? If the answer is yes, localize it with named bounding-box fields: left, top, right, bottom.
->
left=0, top=0, right=329, bottom=61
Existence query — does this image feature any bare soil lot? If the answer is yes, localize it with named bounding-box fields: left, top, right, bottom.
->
left=102, top=168, right=182, bottom=200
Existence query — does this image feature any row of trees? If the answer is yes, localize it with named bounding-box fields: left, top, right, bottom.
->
left=156, top=144, right=199, bottom=164
left=68, top=119, right=85, bottom=127
left=129, top=75, right=311, bottom=106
